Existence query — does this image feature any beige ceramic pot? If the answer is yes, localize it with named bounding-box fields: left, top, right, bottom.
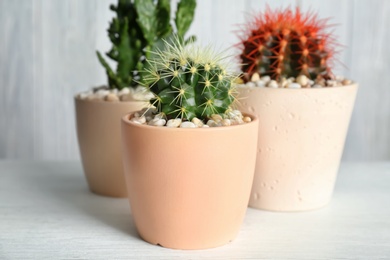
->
left=75, top=97, right=147, bottom=197
left=121, top=113, right=259, bottom=249
left=236, top=84, right=358, bottom=211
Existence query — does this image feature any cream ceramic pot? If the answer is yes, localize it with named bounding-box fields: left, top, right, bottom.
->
left=121, top=113, right=258, bottom=249
left=75, top=97, right=147, bottom=197
left=236, top=84, right=358, bottom=211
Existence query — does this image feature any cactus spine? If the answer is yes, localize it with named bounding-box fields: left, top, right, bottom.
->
left=97, top=0, right=196, bottom=90
left=239, top=6, right=337, bottom=82
left=143, top=40, right=237, bottom=120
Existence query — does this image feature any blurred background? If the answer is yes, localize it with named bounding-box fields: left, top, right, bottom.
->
left=0, top=0, right=389, bottom=161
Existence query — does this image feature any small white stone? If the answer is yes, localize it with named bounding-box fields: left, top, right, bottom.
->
left=191, top=117, right=204, bottom=127
left=95, top=90, right=110, bottom=99
left=110, top=88, right=118, bottom=95
left=287, top=77, right=295, bottom=84
left=118, top=87, right=130, bottom=96
left=246, top=82, right=256, bottom=88
left=243, top=116, right=252, bottom=123
left=326, top=80, right=338, bottom=87
left=312, top=84, right=323, bottom=88
left=335, top=75, right=344, bottom=81
left=154, top=113, right=166, bottom=120
left=131, top=116, right=146, bottom=124
left=207, top=119, right=219, bottom=127
left=287, top=83, right=302, bottom=89
left=296, top=75, right=308, bottom=86
left=342, top=79, right=352, bottom=86
left=232, top=110, right=242, bottom=117
left=180, top=121, right=196, bottom=128
left=279, top=78, right=288, bottom=88
left=230, top=117, right=244, bottom=125
left=166, top=118, right=182, bottom=128
left=251, top=72, right=260, bottom=82
left=268, top=80, right=278, bottom=88
left=221, top=119, right=231, bottom=126
left=105, top=93, right=119, bottom=102
left=140, top=107, right=155, bottom=117
left=202, top=125, right=210, bottom=128
left=308, top=79, right=314, bottom=86
left=148, top=118, right=166, bottom=126
left=255, top=80, right=266, bottom=87
left=211, top=114, right=223, bottom=122
left=78, top=92, right=90, bottom=100
left=261, top=75, right=271, bottom=83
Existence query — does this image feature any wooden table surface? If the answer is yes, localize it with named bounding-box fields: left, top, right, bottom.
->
left=0, top=161, right=389, bottom=259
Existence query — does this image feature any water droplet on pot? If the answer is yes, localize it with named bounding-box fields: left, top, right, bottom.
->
left=249, top=106, right=255, bottom=112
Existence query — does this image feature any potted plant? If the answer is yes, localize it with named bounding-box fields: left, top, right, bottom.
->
left=75, top=0, right=196, bottom=197
left=235, top=7, right=358, bottom=211
left=121, top=40, right=259, bottom=249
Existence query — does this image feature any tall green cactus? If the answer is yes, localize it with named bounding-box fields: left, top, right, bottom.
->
left=97, top=0, right=197, bottom=90
left=142, top=39, right=237, bottom=121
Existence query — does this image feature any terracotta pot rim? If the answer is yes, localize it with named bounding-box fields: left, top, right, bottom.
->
left=74, top=95, right=148, bottom=105
left=122, top=112, right=259, bottom=132
left=237, top=82, right=358, bottom=91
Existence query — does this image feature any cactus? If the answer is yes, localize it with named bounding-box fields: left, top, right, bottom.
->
left=97, top=0, right=197, bottom=90
left=238, top=6, right=338, bottom=82
left=142, top=40, right=237, bottom=120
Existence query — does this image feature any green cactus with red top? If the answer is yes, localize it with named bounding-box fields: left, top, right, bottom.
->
left=238, top=6, right=338, bottom=82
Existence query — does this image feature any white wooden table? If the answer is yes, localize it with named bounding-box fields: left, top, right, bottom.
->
left=0, top=161, right=389, bottom=259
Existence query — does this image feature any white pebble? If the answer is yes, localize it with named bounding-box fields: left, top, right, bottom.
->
left=166, top=118, right=182, bottom=128
left=261, top=75, right=271, bottom=83
left=251, top=72, right=260, bottom=82
left=191, top=117, right=204, bottom=127
left=207, top=119, right=219, bottom=127
left=148, top=118, right=166, bottom=126
left=296, top=75, right=308, bottom=86
left=95, top=90, right=110, bottom=99
left=221, top=119, right=231, bottom=126
left=246, top=82, right=256, bottom=88
left=279, top=78, right=288, bottom=88
left=202, top=125, right=210, bottom=128
left=312, top=84, right=323, bottom=88
left=118, top=87, right=130, bottom=96
left=211, top=114, right=223, bottom=122
left=326, top=80, right=338, bottom=87
left=287, top=83, right=302, bottom=89
left=78, top=92, right=90, bottom=100
left=180, top=121, right=196, bottom=128
left=154, top=113, right=166, bottom=120
left=105, top=93, right=119, bottom=102
left=232, top=110, right=242, bottom=117
left=110, top=88, right=118, bottom=95
left=287, top=77, right=295, bottom=84
left=255, top=80, right=266, bottom=87
left=268, top=80, right=278, bottom=88
left=131, top=116, right=146, bottom=124
left=243, top=116, right=252, bottom=123
left=342, top=79, right=352, bottom=86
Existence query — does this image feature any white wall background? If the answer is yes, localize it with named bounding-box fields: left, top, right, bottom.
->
left=0, top=0, right=389, bottom=161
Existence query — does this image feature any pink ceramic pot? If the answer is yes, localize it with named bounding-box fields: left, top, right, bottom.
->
left=121, top=113, right=259, bottom=249
left=236, top=84, right=358, bottom=211
left=75, top=97, right=147, bottom=197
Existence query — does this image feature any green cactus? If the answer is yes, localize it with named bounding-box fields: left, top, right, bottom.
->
left=97, top=0, right=197, bottom=90
left=142, top=40, right=237, bottom=121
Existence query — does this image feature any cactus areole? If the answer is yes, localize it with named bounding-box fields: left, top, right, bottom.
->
left=143, top=41, right=237, bottom=121
left=239, top=6, right=338, bottom=82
